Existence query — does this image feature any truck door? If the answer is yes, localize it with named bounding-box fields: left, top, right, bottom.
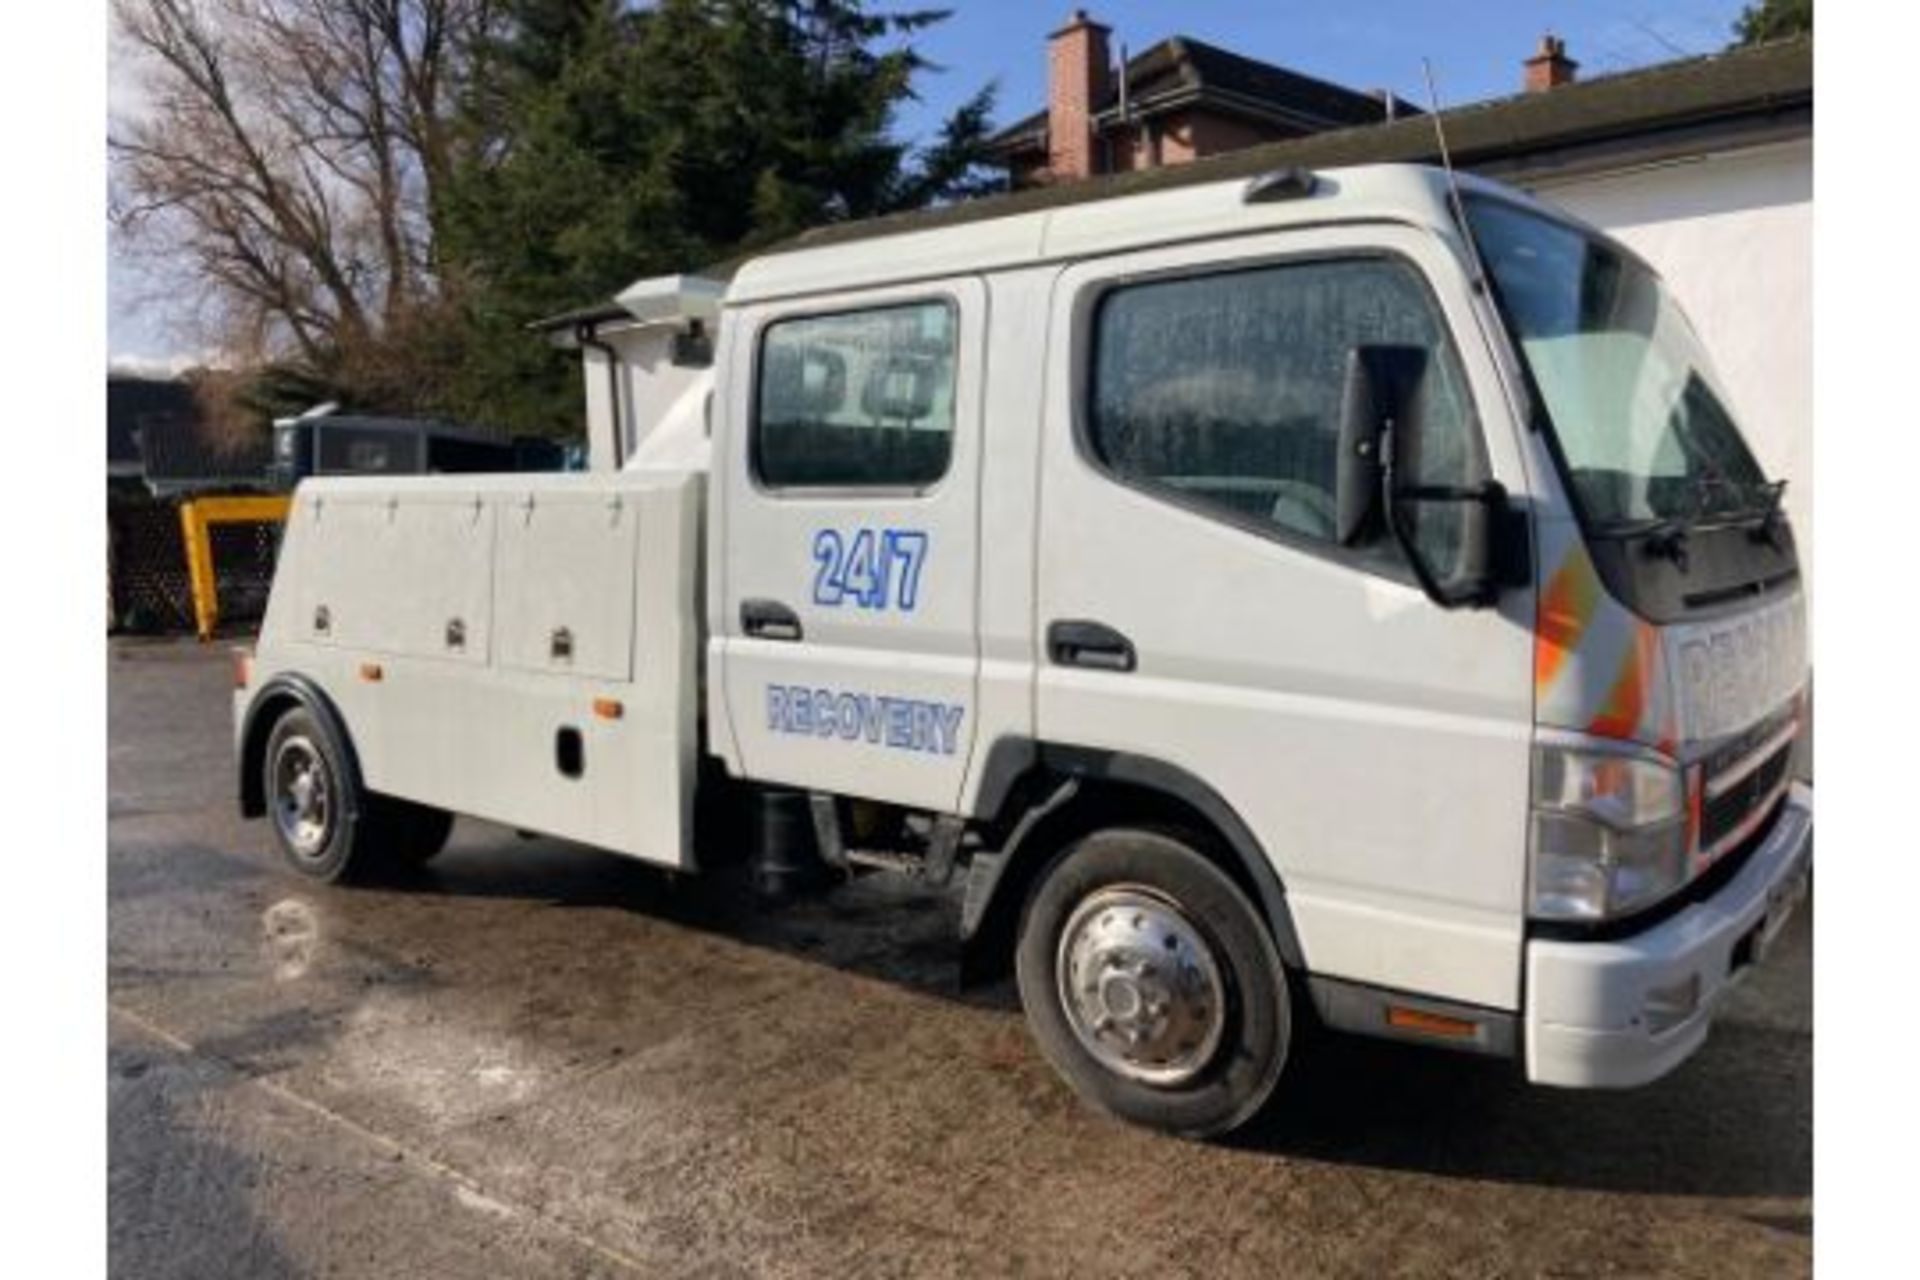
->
left=1035, top=226, right=1537, bottom=1011
left=716, top=279, right=984, bottom=812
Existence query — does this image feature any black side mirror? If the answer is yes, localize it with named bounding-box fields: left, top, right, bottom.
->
left=1335, top=344, right=1513, bottom=609
left=1335, top=345, right=1427, bottom=547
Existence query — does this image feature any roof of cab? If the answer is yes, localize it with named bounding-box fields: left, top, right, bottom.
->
left=725, top=164, right=1465, bottom=306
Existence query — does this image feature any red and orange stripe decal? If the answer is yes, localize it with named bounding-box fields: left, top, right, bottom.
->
left=1535, top=550, right=1599, bottom=693
left=1588, top=622, right=1660, bottom=741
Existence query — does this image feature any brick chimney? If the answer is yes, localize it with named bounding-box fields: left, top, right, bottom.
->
left=1524, top=33, right=1578, bottom=93
left=1047, top=9, right=1113, bottom=181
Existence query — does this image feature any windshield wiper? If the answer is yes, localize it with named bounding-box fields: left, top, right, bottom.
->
left=1589, top=474, right=1716, bottom=569
left=1636, top=518, right=1693, bottom=570
left=1592, top=477, right=1787, bottom=570
left=1591, top=513, right=1694, bottom=569
left=1644, top=520, right=1692, bottom=569
left=1740, top=479, right=1790, bottom=549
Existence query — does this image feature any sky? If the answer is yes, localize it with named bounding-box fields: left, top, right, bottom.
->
left=887, top=0, right=1752, bottom=144
left=107, top=0, right=1752, bottom=365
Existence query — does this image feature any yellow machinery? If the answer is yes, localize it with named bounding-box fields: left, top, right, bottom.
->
left=178, top=495, right=291, bottom=641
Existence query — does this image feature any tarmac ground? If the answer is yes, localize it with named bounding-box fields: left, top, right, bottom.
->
left=109, top=638, right=1813, bottom=1277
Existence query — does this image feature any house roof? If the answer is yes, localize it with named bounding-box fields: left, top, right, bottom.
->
left=536, top=36, right=1809, bottom=327
left=793, top=35, right=1810, bottom=254
left=988, top=35, right=1403, bottom=157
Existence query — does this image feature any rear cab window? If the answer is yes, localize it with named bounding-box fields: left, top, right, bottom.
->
left=754, top=300, right=958, bottom=490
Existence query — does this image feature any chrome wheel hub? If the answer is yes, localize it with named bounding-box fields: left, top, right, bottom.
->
left=271, top=736, right=332, bottom=859
left=1057, top=885, right=1227, bottom=1086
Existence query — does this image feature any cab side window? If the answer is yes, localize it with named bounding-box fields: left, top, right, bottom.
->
left=756, top=300, right=957, bottom=489
left=1087, top=258, right=1484, bottom=565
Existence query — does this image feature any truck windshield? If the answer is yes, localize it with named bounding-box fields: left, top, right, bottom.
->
left=1465, top=195, right=1774, bottom=530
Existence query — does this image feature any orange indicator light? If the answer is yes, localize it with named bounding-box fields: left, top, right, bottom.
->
left=1385, top=1006, right=1478, bottom=1040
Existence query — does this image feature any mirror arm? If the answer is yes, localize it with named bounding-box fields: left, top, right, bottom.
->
left=1383, top=476, right=1511, bottom=610
left=1392, top=481, right=1505, bottom=503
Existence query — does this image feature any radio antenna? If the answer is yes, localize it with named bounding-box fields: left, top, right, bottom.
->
left=1420, top=57, right=1490, bottom=291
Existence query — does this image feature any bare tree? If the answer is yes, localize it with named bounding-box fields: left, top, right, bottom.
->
left=110, top=0, right=495, bottom=374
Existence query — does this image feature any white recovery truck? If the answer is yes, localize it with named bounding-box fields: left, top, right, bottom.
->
left=235, top=165, right=1811, bottom=1137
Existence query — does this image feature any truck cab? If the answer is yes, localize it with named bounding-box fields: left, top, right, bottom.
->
left=235, top=164, right=1811, bottom=1137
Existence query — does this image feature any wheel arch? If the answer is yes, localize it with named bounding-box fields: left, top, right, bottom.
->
left=961, top=740, right=1306, bottom=984
left=237, top=673, right=363, bottom=818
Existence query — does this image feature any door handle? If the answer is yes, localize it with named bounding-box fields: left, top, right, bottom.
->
left=741, top=599, right=803, bottom=642
left=1047, top=620, right=1136, bottom=672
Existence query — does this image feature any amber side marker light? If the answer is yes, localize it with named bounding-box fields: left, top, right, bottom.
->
left=359, top=662, right=384, bottom=683
left=1385, top=1006, right=1479, bottom=1040
left=230, top=647, right=254, bottom=690
left=593, top=697, right=624, bottom=720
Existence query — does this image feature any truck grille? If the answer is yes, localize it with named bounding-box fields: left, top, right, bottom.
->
left=1701, top=740, right=1792, bottom=852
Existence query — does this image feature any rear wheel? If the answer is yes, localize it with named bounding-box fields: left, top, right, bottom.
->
left=265, top=708, right=366, bottom=883
left=1015, top=828, right=1291, bottom=1138
left=263, top=707, right=451, bottom=882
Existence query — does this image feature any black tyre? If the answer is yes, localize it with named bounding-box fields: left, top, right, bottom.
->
left=376, top=797, right=455, bottom=869
left=262, top=707, right=449, bottom=883
left=1015, top=828, right=1291, bottom=1138
left=262, top=706, right=375, bottom=883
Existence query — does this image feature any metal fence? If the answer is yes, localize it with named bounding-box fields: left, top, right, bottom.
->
left=108, top=492, right=279, bottom=636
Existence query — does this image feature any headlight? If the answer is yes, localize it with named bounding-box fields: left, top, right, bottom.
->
left=1530, top=743, right=1685, bottom=922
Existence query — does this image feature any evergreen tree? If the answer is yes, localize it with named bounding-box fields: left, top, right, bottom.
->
left=433, top=0, right=999, bottom=433
left=1733, top=0, right=1812, bottom=45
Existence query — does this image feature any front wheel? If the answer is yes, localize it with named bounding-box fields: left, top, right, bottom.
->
left=1015, top=828, right=1291, bottom=1138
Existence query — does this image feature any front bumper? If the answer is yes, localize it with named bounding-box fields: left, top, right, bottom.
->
left=1525, top=782, right=1811, bottom=1087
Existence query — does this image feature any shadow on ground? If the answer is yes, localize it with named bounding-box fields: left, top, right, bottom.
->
left=346, top=824, right=1812, bottom=1204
